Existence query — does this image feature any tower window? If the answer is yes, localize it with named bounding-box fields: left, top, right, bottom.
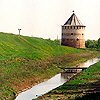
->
left=71, top=33, right=73, bottom=35
left=77, top=38, right=79, bottom=41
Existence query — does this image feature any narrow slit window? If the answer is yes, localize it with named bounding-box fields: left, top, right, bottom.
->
left=77, top=38, right=79, bottom=41
left=71, top=33, right=73, bottom=35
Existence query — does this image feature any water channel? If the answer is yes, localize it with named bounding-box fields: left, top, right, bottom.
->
left=15, top=57, right=100, bottom=100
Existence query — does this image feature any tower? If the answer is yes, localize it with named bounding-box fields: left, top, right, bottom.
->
left=61, top=12, right=86, bottom=48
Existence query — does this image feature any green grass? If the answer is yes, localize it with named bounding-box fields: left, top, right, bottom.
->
left=0, top=32, right=98, bottom=99
left=0, top=32, right=83, bottom=61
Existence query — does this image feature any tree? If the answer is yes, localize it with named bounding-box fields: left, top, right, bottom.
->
left=97, top=38, right=100, bottom=49
left=85, top=40, right=98, bottom=48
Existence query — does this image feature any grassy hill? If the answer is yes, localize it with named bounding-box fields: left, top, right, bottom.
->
left=0, top=32, right=82, bottom=61
left=0, top=32, right=98, bottom=99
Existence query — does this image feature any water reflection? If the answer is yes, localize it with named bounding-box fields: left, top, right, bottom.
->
left=15, top=57, right=100, bottom=100
left=61, top=68, right=82, bottom=82
left=61, top=57, right=100, bottom=81
left=78, top=57, right=100, bottom=68
left=15, top=74, right=66, bottom=100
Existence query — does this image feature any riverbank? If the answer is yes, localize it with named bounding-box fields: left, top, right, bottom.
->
left=41, top=58, right=100, bottom=100
left=0, top=32, right=99, bottom=100
left=1, top=51, right=98, bottom=100
left=16, top=57, right=100, bottom=100
left=14, top=52, right=98, bottom=99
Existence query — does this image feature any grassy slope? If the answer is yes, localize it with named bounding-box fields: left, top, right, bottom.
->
left=0, top=32, right=82, bottom=60
left=0, top=32, right=98, bottom=100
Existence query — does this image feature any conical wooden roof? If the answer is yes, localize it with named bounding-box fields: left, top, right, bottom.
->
left=64, top=13, right=84, bottom=26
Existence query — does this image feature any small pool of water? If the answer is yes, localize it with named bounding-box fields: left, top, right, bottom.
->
left=15, top=57, right=100, bottom=100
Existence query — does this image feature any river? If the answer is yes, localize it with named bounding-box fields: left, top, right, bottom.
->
left=15, top=57, right=100, bottom=100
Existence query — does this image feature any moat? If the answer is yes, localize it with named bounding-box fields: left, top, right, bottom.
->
left=15, top=57, right=100, bottom=100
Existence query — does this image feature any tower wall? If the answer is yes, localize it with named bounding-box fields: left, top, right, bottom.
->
left=61, top=26, right=85, bottom=48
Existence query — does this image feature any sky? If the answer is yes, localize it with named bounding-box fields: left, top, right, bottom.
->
left=0, top=0, right=100, bottom=40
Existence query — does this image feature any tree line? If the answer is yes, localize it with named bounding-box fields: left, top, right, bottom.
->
left=85, top=38, right=100, bottom=49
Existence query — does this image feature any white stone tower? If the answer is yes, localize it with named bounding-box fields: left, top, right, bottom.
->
left=61, top=12, right=86, bottom=48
